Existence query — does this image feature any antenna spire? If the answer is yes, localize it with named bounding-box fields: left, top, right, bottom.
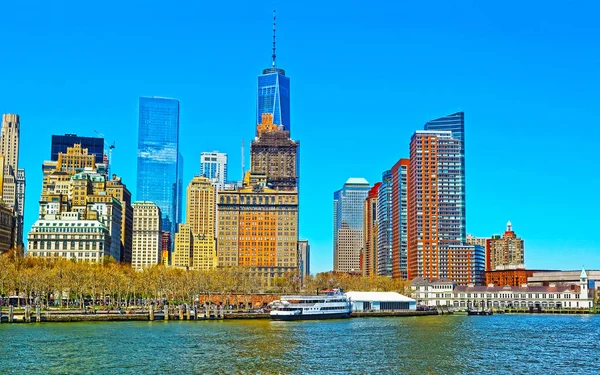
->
left=271, top=10, right=277, bottom=67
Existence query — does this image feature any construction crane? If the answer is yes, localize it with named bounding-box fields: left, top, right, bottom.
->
left=93, top=129, right=116, bottom=176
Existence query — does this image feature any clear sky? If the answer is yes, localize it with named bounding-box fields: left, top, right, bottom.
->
left=1, top=1, right=599, bottom=273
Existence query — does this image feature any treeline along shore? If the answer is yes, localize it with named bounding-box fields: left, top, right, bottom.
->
left=0, top=250, right=412, bottom=323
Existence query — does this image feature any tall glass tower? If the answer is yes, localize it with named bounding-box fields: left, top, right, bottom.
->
left=137, top=97, right=180, bottom=237
left=257, top=10, right=290, bottom=131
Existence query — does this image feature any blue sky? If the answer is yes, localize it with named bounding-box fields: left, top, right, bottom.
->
left=1, top=1, right=599, bottom=273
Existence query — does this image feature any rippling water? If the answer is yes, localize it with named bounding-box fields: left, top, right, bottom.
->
left=1, top=315, right=598, bottom=374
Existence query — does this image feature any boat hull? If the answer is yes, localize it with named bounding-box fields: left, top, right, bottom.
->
left=270, top=312, right=351, bottom=321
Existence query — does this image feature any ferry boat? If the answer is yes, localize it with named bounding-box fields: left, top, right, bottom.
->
left=269, top=289, right=352, bottom=321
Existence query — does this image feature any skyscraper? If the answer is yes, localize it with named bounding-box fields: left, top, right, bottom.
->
left=363, top=182, right=380, bottom=276
left=187, top=176, right=217, bottom=270
left=333, top=178, right=371, bottom=273
left=250, top=113, right=299, bottom=190
left=257, top=11, right=290, bottom=131
left=1, top=114, right=20, bottom=172
left=1, top=114, right=24, bottom=249
left=106, top=175, right=133, bottom=263
left=408, top=131, right=463, bottom=280
left=377, top=170, right=393, bottom=276
left=200, top=151, right=228, bottom=190
left=131, top=201, right=162, bottom=270
left=391, top=158, right=410, bottom=279
left=489, top=222, right=525, bottom=271
left=51, top=134, right=105, bottom=164
left=137, top=96, right=180, bottom=237
left=424, top=112, right=466, bottom=242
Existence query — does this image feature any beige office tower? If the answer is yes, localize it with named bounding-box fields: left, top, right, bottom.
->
left=172, top=223, right=192, bottom=268
left=0, top=114, right=20, bottom=172
left=132, top=201, right=162, bottom=270
left=106, top=175, right=133, bottom=263
left=186, top=176, right=216, bottom=270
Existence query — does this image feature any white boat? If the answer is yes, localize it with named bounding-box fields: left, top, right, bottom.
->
left=269, top=289, right=352, bottom=321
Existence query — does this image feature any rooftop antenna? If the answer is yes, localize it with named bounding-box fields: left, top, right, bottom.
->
left=271, top=10, right=277, bottom=67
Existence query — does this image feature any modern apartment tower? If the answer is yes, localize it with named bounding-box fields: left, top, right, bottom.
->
left=257, top=11, right=290, bottom=132
left=377, top=171, right=393, bottom=277
left=391, top=158, right=410, bottom=279
left=51, top=134, right=105, bottom=164
left=424, top=112, right=466, bottom=242
left=408, top=131, right=463, bottom=280
left=137, top=97, right=181, bottom=238
left=333, top=178, right=371, bottom=273
left=200, top=151, right=228, bottom=190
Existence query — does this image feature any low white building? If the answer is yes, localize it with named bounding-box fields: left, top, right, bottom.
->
left=346, top=291, right=416, bottom=311
left=411, top=268, right=594, bottom=310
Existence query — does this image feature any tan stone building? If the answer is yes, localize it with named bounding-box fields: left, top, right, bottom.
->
left=172, top=223, right=192, bottom=268
left=217, top=179, right=298, bottom=284
left=0, top=203, right=15, bottom=254
left=132, top=201, right=162, bottom=270
left=489, top=221, right=524, bottom=271
left=106, top=175, right=133, bottom=263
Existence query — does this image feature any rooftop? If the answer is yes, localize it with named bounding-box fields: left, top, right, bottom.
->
left=345, top=177, right=369, bottom=186
left=346, top=291, right=415, bottom=302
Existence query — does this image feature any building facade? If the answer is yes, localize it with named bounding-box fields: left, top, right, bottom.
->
left=377, top=170, right=392, bottom=277
left=250, top=113, right=299, bottom=191
left=298, top=240, right=310, bottom=281
left=51, top=134, right=105, bottom=164
left=105, top=175, right=133, bottom=263
left=391, top=158, right=410, bottom=279
left=200, top=151, right=228, bottom=190
left=1, top=114, right=20, bottom=172
left=257, top=67, right=290, bottom=132
left=186, top=176, right=217, bottom=270
left=489, top=221, right=524, bottom=270
left=362, top=182, right=380, bottom=276
left=333, top=178, right=371, bottom=273
left=27, top=212, right=112, bottom=263
left=0, top=114, right=24, bottom=249
left=0, top=204, right=14, bottom=253
left=486, top=267, right=541, bottom=287
left=447, top=244, right=485, bottom=285
left=466, top=234, right=491, bottom=271
left=424, top=112, right=466, bottom=242
left=217, top=181, right=298, bottom=283
left=131, top=201, right=162, bottom=270
left=172, top=223, right=192, bottom=268
left=408, top=131, right=463, bottom=280
left=412, top=269, right=594, bottom=310
left=137, top=96, right=180, bottom=237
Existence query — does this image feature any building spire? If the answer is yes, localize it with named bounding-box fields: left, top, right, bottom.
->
left=272, top=10, right=277, bottom=67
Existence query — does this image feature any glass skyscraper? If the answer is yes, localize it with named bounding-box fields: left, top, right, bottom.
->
left=257, top=67, right=290, bottom=131
left=136, top=97, right=180, bottom=237
left=333, top=178, right=371, bottom=273
left=424, top=112, right=466, bottom=242
left=377, top=170, right=393, bottom=277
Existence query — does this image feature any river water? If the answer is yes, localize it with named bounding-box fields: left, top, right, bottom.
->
left=1, top=314, right=598, bottom=374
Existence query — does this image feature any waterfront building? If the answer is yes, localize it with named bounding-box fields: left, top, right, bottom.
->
left=200, top=151, right=228, bottom=190
left=131, top=201, right=162, bottom=270
left=250, top=113, right=299, bottom=191
left=466, top=234, right=491, bottom=270
left=137, top=96, right=180, bottom=237
left=346, top=291, right=416, bottom=312
left=447, top=244, right=485, bottom=285
left=391, top=158, right=410, bottom=279
left=363, top=182, right=380, bottom=276
left=333, top=178, right=371, bottom=273
left=424, top=112, right=466, bottom=242
left=0, top=203, right=15, bottom=253
left=528, top=270, right=600, bottom=293
left=105, top=175, right=133, bottom=263
left=377, top=170, right=392, bottom=277
left=27, top=212, right=113, bottom=262
left=412, top=268, right=594, bottom=309
left=217, top=176, right=298, bottom=283
left=298, top=240, right=310, bottom=281
left=51, top=134, right=104, bottom=164
left=408, top=131, right=463, bottom=280
left=489, top=222, right=524, bottom=270
left=256, top=12, right=290, bottom=132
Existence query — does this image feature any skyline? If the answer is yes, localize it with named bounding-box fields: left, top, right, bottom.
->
left=2, top=1, right=599, bottom=273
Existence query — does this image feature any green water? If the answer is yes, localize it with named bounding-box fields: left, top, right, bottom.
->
left=1, top=315, right=598, bottom=374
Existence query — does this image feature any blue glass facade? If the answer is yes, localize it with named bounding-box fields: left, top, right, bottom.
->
left=51, top=134, right=104, bottom=163
left=136, top=97, right=180, bottom=236
left=377, top=170, right=393, bottom=277
left=424, top=112, right=466, bottom=242
left=257, top=67, right=290, bottom=131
